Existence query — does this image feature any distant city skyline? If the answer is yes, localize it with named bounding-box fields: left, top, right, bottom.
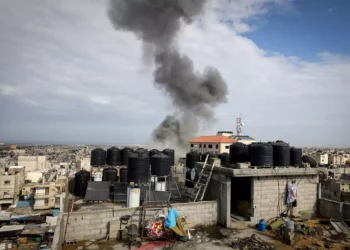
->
left=0, top=0, right=349, bottom=147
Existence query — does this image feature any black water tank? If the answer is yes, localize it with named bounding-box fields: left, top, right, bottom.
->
left=219, top=153, right=230, bottom=166
left=270, top=141, right=290, bottom=167
left=149, top=149, right=161, bottom=158
left=74, top=170, right=90, bottom=197
left=91, top=148, right=106, bottom=166
left=162, top=149, right=175, bottom=166
left=290, top=147, right=303, bottom=167
left=127, top=153, right=150, bottom=183
left=102, top=168, right=119, bottom=183
left=121, top=147, right=133, bottom=166
left=151, top=153, right=171, bottom=176
left=135, top=148, right=148, bottom=154
left=249, top=143, right=273, bottom=167
left=120, top=168, right=128, bottom=183
left=229, top=143, right=249, bottom=163
left=106, top=147, right=121, bottom=166
left=186, top=152, right=200, bottom=169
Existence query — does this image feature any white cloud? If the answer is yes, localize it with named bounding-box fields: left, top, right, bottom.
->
left=0, top=0, right=349, bottom=146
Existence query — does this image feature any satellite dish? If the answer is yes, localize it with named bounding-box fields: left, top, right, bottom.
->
left=241, top=123, right=244, bottom=126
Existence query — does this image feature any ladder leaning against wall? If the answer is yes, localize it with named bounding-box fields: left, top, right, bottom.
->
left=188, top=154, right=215, bottom=202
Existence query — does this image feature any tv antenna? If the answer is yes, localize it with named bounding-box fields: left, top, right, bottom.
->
left=236, top=114, right=244, bottom=136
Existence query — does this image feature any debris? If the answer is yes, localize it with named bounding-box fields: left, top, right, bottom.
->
left=306, top=245, right=318, bottom=250
left=231, top=234, right=274, bottom=250
left=324, top=242, right=333, bottom=249
left=219, top=228, right=232, bottom=237
left=309, top=227, right=316, bottom=236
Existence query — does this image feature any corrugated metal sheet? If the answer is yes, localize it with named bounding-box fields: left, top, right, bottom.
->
left=0, top=211, right=11, bottom=221
left=0, top=225, right=25, bottom=232
left=16, top=200, right=34, bottom=208
left=84, top=181, right=110, bottom=201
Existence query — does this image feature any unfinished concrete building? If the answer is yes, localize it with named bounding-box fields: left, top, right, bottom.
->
left=0, top=166, right=25, bottom=209
left=202, top=164, right=324, bottom=226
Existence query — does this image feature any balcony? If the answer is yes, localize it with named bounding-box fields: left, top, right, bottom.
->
left=34, top=193, right=50, bottom=198
left=33, top=204, right=50, bottom=210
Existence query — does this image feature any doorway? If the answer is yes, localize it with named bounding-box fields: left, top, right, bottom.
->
left=231, top=177, right=252, bottom=219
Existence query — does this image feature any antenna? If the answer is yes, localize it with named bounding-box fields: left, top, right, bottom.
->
left=236, top=113, right=243, bottom=136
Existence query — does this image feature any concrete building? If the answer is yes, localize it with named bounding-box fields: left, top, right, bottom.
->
left=319, top=174, right=350, bottom=219
left=312, top=153, right=329, bottom=165
left=329, top=154, right=350, bottom=165
left=0, top=166, right=25, bottom=209
left=33, top=182, right=62, bottom=210
left=17, top=155, right=46, bottom=171
left=76, top=158, right=91, bottom=172
left=12, top=149, right=26, bottom=155
left=189, top=136, right=237, bottom=154
left=200, top=163, right=324, bottom=226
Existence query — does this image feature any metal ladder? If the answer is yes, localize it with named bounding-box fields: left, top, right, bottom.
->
left=188, top=155, right=215, bottom=202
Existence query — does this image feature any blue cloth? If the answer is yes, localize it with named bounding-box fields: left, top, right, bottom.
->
left=164, top=208, right=178, bottom=229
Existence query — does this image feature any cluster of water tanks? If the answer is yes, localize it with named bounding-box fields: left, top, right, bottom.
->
left=228, top=141, right=302, bottom=167
left=185, top=141, right=303, bottom=169
left=89, top=147, right=175, bottom=184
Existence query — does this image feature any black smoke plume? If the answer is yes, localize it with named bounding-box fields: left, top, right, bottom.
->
left=108, top=0, right=228, bottom=149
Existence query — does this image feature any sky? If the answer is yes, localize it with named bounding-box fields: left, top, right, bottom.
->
left=0, top=0, right=349, bottom=147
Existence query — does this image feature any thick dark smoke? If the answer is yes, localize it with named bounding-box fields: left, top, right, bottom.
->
left=108, top=0, right=228, bottom=149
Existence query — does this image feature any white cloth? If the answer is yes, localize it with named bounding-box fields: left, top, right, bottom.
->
left=287, top=183, right=297, bottom=204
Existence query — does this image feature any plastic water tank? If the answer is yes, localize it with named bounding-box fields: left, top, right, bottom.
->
left=91, top=148, right=106, bottom=166
left=249, top=143, right=273, bottom=167
left=127, top=187, right=140, bottom=208
left=186, top=152, right=200, bottom=169
left=229, top=143, right=249, bottom=163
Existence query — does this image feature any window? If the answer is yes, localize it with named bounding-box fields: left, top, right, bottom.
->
left=225, top=146, right=229, bottom=149
left=216, top=145, right=218, bottom=149
left=191, top=144, right=194, bottom=147
left=4, top=181, right=10, bottom=185
left=45, top=198, right=49, bottom=204
left=204, top=144, right=206, bottom=148
left=199, top=144, right=202, bottom=148
left=45, top=188, right=49, bottom=195
left=208, top=145, right=212, bottom=149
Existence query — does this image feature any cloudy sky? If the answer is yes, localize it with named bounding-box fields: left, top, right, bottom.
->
left=0, top=0, right=349, bottom=147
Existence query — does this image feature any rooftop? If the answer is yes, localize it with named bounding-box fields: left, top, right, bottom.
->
left=190, top=135, right=238, bottom=143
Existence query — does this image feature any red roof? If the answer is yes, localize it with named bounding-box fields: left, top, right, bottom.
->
left=189, top=136, right=238, bottom=143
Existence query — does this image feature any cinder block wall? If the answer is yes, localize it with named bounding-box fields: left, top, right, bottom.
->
left=252, top=175, right=319, bottom=222
left=52, top=201, right=217, bottom=249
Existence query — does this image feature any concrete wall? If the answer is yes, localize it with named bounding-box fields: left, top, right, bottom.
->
left=204, top=172, right=231, bottom=228
left=52, top=201, right=217, bottom=250
left=251, top=175, right=319, bottom=222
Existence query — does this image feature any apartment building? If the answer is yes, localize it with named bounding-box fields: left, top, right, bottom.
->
left=312, top=153, right=329, bottom=165
left=189, top=135, right=238, bottom=154
left=329, top=154, right=350, bottom=165
left=0, top=166, right=25, bottom=209
left=17, top=156, right=46, bottom=171
left=33, top=182, right=62, bottom=210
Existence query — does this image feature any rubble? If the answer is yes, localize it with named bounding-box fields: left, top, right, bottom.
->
left=231, top=234, right=274, bottom=250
